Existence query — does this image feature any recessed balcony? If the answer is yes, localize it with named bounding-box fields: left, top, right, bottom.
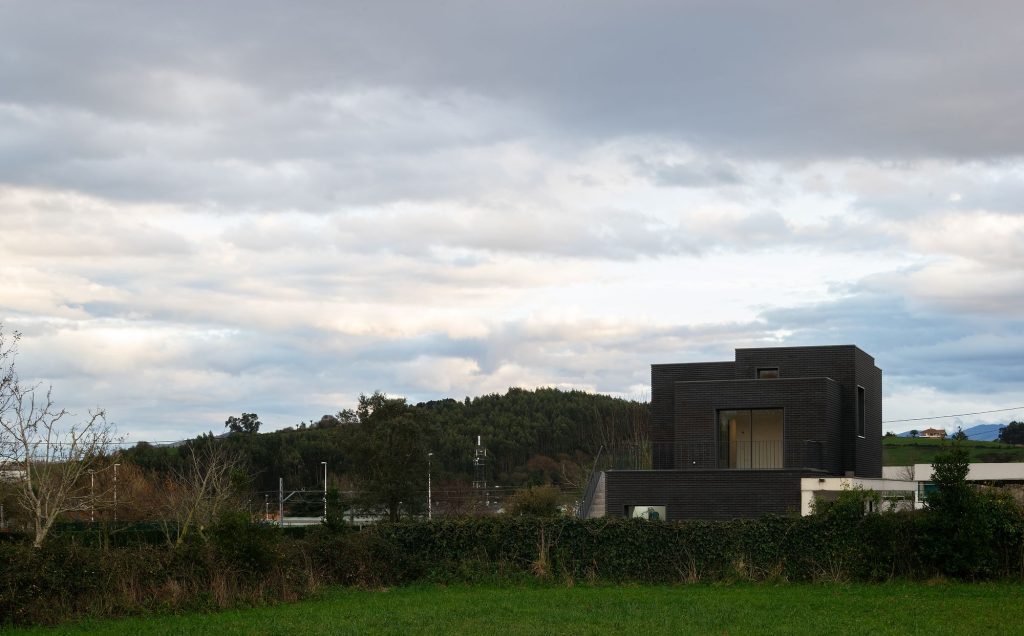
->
left=718, top=440, right=784, bottom=469
left=678, top=439, right=828, bottom=470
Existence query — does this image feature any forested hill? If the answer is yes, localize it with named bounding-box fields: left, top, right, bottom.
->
left=123, top=387, right=649, bottom=493
left=418, top=387, right=648, bottom=479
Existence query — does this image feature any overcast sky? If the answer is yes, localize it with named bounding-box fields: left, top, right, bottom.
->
left=1, top=2, right=1022, bottom=441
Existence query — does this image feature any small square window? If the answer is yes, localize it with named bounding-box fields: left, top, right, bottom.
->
left=757, top=367, right=779, bottom=379
left=627, top=505, right=666, bottom=520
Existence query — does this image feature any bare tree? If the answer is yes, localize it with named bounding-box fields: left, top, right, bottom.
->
left=895, top=464, right=916, bottom=481
left=625, top=398, right=652, bottom=471
left=0, top=326, right=117, bottom=547
left=159, top=439, right=245, bottom=546
left=588, top=398, right=650, bottom=471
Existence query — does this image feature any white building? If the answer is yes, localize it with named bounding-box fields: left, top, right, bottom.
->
left=801, top=462, right=1024, bottom=515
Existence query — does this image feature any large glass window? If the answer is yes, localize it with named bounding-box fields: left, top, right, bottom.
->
left=717, top=409, right=783, bottom=468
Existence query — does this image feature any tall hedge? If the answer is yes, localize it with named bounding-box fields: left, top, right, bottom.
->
left=3, top=504, right=1023, bottom=627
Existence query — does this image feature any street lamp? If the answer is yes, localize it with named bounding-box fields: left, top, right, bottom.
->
left=322, top=462, right=328, bottom=521
left=427, top=452, right=433, bottom=520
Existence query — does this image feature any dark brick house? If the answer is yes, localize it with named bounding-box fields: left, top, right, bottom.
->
left=600, top=345, right=882, bottom=521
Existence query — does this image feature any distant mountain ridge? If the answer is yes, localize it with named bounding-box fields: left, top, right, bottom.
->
left=961, top=423, right=1007, bottom=442
left=896, top=423, right=1006, bottom=442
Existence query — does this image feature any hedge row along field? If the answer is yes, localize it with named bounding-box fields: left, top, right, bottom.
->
left=3, top=492, right=1024, bottom=627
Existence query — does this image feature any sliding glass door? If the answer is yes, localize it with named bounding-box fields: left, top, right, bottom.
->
left=717, top=409, right=783, bottom=468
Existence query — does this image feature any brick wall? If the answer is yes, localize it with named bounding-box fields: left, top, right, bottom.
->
left=734, top=345, right=879, bottom=475
left=650, top=362, right=734, bottom=470
left=854, top=347, right=883, bottom=477
left=613, top=345, right=883, bottom=520
left=672, top=377, right=842, bottom=472
left=605, top=469, right=811, bottom=520
left=648, top=345, right=882, bottom=475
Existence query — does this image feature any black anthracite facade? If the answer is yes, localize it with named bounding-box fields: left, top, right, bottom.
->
left=606, top=470, right=806, bottom=520
left=606, top=345, right=882, bottom=521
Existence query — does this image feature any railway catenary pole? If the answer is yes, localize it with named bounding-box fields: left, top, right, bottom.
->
left=113, top=463, right=120, bottom=524
left=89, top=470, right=95, bottom=523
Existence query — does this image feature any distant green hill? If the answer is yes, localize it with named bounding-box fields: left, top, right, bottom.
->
left=123, top=387, right=646, bottom=492
left=883, top=437, right=1024, bottom=466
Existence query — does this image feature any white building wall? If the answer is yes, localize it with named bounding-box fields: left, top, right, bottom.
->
left=912, top=462, right=1024, bottom=482
left=807, top=463, right=1024, bottom=516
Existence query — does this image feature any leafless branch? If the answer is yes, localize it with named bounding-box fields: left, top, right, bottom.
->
left=0, top=324, right=118, bottom=547
left=164, top=441, right=245, bottom=545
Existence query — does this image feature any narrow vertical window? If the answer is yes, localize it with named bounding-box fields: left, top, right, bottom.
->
left=857, top=386, right=865, bottom=437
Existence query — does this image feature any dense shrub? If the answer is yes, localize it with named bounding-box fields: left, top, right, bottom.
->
left=505, top=485, right=562, bottom=517
left=919, top=447, right=1024, bottom=579
left=3, top=503, right=1024, bottom=628
left=209, top=511, right=283, bottom=579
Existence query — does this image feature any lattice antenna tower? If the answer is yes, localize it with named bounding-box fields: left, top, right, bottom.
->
left=472, top=435, right=487, bottom=490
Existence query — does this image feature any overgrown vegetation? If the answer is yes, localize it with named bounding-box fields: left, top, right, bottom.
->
left=2, top=444, right=1022, bottom=626
left=504, top=485, right=562, bottom=517
left=4, top=486, right=1024, bottom=628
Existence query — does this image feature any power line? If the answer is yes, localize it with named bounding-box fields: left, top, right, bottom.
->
left=883, top=406, right=1024, bottom=424
left=9, top=439, right=212, bottom=447
left=965, top=428, right=1004, bottom=440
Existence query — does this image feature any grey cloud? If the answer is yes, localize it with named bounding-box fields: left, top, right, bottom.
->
left=846, top=162, right=1024, bottom=219
left=327, top=206, right=706, bottom=261
left=633, top=155, right=744, bottom=189
left=11, top=282, right=1023, bottom=441
left=0, top=190, right=194, bottom=259
left=1, top=79, right=546, bottom=209
left=5, top=1, right=1024, bottom=166
left=4, top=1, right=1024, bottom=442
left=859, top=263, right=1024, bottom=318
left=759, top=292, right=1024, bottom=394
left=7, top=309, right=778, bottom=440
left=321, top=204, right=894, bottom=262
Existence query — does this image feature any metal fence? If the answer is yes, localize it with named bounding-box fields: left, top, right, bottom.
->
left=579, top=446, right=607, bottom=518
left=678, top=440, right=828, bottom=470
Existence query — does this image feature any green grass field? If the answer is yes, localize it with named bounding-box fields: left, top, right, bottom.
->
left=14, top=582, right=1024, bottom=635
left=883, top=437, right=1024, bottom=466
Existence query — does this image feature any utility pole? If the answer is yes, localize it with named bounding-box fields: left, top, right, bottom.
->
left=113, top=463, right=120, bottom=524
left=427, top=452, right=433, bottom=520
left=473, top=435, right=488, bottom=507
left=89, top=470, right=95, bottom=523
left=264, top=494, right=269, bottom=521
left=275, top=479, right=303, bottom=528
left=322, top=461, right=328, bottom=521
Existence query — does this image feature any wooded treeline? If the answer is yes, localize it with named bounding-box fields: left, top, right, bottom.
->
left=120, top=388, right=649, bottom=509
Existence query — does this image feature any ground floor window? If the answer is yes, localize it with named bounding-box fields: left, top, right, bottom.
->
left=717, top=408, right=783, bottom=468
left=626, top=505, right=666, bottom=520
